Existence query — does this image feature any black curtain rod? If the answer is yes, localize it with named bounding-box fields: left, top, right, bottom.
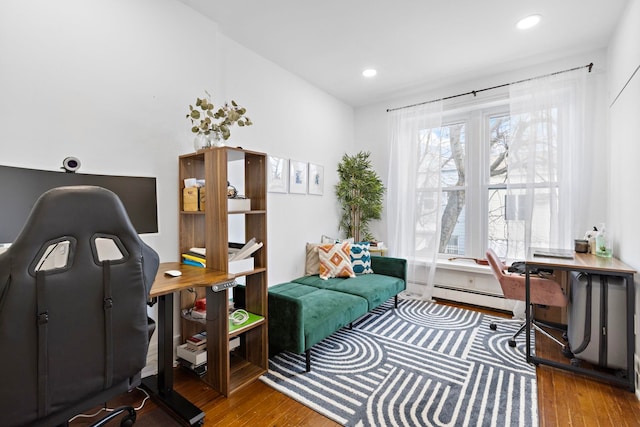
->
left=386, top=62, right=593, bottom=113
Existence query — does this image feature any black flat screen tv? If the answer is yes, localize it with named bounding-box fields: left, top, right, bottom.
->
left=0, top=164, right=158, bottom=243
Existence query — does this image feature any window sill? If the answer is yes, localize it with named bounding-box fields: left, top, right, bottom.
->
left=409, top=257, right=493, bottom=275
left=436, top=258, right=493, bottom=275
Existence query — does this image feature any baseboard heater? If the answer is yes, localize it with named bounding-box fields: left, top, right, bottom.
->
left=431, top=284, right=513, bottom=312
left=434, top=284, right=504, bottom=297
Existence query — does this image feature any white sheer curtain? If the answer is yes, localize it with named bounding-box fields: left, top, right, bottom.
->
left=506, top=68, right=589, bottom=259
left=387, top=101, right=443, bottom=300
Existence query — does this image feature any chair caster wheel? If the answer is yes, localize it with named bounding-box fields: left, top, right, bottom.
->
left=562, top=347, right=574, bottom=359
left=570, top=358, right=581, bottom=367
left=508, top=339, right=517, bottom=347
left=562, top=332, right=568, bottom=341
left=490, top=323, right=497, bottom=330
left=120, top=407, right=136, bottom=427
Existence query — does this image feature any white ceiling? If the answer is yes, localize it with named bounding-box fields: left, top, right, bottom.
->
left=178, top=0, right=628, bottom=107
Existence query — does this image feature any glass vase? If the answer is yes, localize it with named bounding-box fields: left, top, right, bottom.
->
left=193, top=133, right=213, bottom=151
left=212, top=132, right=225, bottom=147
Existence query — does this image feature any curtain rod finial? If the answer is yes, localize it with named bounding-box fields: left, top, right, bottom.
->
left=588, top=63, right=593, bottom=73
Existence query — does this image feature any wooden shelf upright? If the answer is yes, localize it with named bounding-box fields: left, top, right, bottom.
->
left=178, top=147, right=268, bottom=396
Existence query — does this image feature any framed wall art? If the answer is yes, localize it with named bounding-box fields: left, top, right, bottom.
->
left=267, top=156, right=289, bottom=193
left=289, top=160, right=308, bottom=194
left=308, top=163, right=324, bottom=195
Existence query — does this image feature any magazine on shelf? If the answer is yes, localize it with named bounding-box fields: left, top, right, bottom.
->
left=229, top=238, right=263, bottom=261
left=189, top=247, right=206, bottom=256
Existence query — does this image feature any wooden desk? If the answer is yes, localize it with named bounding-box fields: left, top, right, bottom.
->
left=524, top=251, right=636, bottom=391
left=142, top=262, right=234, bottom=426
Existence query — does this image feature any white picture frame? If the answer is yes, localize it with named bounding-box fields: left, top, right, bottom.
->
left=308, top=163, right=324, bottom=195
left=267, top=156, right=289, bottom=193
left=289, top=160, right=308, bottom=194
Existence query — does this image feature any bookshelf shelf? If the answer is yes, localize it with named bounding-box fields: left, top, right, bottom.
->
left=228, top=312, right=265, bottom=338
left=178, top=147, right=268, bottom=397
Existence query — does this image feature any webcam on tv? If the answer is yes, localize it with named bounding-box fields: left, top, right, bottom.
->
left=62, top=157, right=81, bottom=173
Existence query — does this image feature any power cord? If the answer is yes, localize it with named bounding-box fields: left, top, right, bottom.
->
left=67, top=386, right=150, bottom=422
left=229, top=309, right=249, bottom=325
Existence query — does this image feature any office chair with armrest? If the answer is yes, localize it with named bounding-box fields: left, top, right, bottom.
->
left=0, top=186, right=159, bottom=427
left=486, top=248, right=568, bottom=348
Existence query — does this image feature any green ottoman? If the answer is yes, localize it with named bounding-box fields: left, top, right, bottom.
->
left=267, top=282, right=368, bottom=371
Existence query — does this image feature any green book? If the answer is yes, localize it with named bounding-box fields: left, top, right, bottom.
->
left=228, top=311, right=264, bottom=334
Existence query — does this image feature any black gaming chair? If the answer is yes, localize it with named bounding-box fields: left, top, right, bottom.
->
left=0, top=186, right=160, bottom=427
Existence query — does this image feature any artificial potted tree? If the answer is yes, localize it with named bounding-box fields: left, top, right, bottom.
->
left=335, top=151, right=385, bottom=242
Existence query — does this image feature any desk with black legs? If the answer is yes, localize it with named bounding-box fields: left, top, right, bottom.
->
left=142, top=262, right=234, bottom=426
left=524, top=251, right=636, bottom=391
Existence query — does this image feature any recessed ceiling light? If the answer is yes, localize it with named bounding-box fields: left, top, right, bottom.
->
left=516, top=14, right=541, bottom=30
left=362, top=68, right=377, bottom=78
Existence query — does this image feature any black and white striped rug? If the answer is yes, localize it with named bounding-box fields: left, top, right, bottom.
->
left=261, top=297, right=537, bottom=427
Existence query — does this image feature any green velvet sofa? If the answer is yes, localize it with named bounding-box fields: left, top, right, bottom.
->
left=264, top=256, right=406, bottom=371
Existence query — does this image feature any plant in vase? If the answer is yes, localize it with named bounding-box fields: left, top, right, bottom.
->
left=186, top=91, right=253, bottom=150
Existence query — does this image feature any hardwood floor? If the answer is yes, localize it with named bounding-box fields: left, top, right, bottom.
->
left=88, top=300, right=640, bottom=426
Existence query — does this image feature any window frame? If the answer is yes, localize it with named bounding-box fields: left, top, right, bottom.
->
left=434, top=101, right=512, bottom=260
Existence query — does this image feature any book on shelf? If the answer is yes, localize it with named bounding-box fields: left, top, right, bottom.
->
left=182, top=252, right=206, bottom=264
left=177, top=343, right=207, bottom=366
left=228, top=311, right=264, bottom=334
left=185, top=332, right=207, bottom=350
left=184, top=251, right=207, bottom=261
left=188, top=240, right=262, bottom=265
left=229, top=336, right=240, bottom=351
left=177, top=358, right=207, bottom=377
left=189, top=247, right=206, bottom=256
left=182, top=258, right=205, bottom=268
left=229, top=238, right=263, bottom=261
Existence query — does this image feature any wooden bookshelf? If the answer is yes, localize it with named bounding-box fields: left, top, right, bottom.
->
left=178, top=147, right=268, bottom=396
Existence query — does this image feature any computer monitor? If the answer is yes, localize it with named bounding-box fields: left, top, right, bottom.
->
left=0, top=164, right=158, bottom=244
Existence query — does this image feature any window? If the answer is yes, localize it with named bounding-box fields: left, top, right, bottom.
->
left=391, top=69, right=589, bottom=272
left=415, top=122, right=466, bottom=257
left=416, top=101, right=563, bottom=260
left=415, top=102, right=519, bottom=259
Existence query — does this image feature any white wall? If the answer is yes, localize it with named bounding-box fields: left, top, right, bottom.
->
left=0, top=0, right=354, bottom=372
left=0, top=0, right=354, bottom=285
left=215, top=34, right=354, bottom=285
left=607, top=0, right=640, bottom=391
left=0, top=0, right=216, bottom=262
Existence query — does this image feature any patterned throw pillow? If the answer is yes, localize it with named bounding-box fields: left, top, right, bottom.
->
left=318, top=242, right=356, bottom=280
left=305, top=243, right=321, bottom=276
left=351, top=242, right=374, bottom=274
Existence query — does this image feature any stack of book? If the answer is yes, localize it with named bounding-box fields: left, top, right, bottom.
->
left=177, top=332, right=207, bottom=376
left=182, top=249, right=206, bottom=268
left=185, top=332, right=207, bottom=350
